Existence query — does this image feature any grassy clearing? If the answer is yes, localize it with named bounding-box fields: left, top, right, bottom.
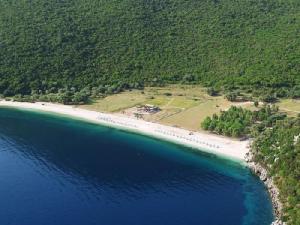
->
left=79, top=85, right=256, bottom=130
left=79, top=85, right=299, bottom=130
left=79, top=91, right=147, bottom=112
left=79, top=85, right=207, bottom=112
left=276, top=99, right=300, bottom=117
left=160, top=97, right=232, bottom=130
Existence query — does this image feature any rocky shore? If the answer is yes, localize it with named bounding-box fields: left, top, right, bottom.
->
left=245, top=151, right=286, bottom=225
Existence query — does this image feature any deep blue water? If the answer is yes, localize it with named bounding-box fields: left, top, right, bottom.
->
left=0, top=107, right=274, bottom=225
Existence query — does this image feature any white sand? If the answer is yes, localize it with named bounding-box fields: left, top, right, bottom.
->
left=0, top=101, right=250, bottom=163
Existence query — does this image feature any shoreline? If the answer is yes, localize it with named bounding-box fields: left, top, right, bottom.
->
left=0, top=100, right=249, bottom=163
left=0, top=100, right=284, bottom=225
left=245, top=152, right=285, bottom=225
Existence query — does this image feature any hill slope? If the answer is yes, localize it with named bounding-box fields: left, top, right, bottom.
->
left=0, top=0, right=299, bottom=96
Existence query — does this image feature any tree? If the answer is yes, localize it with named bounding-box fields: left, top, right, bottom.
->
left=182, top=74, right=195, bottom=83
left=231, top=121, right=243, bottom=137
left=72, top=91, right=89, bottom=104
left=225, top=92, right=238, bottom=102
left=201, top=117, right=212, bottom=130
left=260, top=94, right=277, bottom=103
left=290, top=86, right=300, bottom=99
left=207, top=87, right=218, bottom=96
left=58, top=91, right=72, bottom=104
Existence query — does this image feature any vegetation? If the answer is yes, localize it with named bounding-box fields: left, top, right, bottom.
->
left=79, top=85, right=259, bottom=130
left=201, top=105, right=286, bottom=137
left=225, top=92, right=239, bottom=102
left=252, top=118, right=300, bottom=225
left=0, top=0, right=300, bottom=103
left=202, top=105, right=300, bottom=224
left=276, top=99, right=300, bottom=117
left=0, top=0, right=299, bottom=222
left=207, top=87, right=219, bottom=97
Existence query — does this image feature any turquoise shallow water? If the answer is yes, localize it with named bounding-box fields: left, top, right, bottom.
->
left=0, top=107, right=274, bottom=225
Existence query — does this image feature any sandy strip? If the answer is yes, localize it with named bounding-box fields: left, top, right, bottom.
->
left=0, top=101, right=249, bottom=163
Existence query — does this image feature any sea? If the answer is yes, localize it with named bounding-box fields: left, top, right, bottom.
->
left=0, top=107, right=274, bottom=225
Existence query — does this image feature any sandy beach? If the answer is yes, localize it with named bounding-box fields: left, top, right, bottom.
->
left=0, top=101, right=249, bottom=162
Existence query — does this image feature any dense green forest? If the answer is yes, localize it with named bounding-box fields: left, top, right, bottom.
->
left=201, top=105, right=286, bottom=137
left=0, top=0, right=300, bottom=103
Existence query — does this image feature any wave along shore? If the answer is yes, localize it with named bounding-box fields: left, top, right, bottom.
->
left=0, top=101, right=249, bottom=162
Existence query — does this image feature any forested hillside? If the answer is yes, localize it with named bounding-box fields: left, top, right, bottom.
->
left=252, top=117, right=300, bottom=225
left=0, top=0, right=299, bottom=100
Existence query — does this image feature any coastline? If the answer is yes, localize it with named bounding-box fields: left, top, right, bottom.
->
left=245, top=152, right=285, bottom=225
left=0, top=100, right=249, bottom=163
left=0, top=100, right=284, bottom=225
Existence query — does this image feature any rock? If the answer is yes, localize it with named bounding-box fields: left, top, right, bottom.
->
left=245, top=152, right=285, bottom=225
left=271, top=219, right=286, bottom=225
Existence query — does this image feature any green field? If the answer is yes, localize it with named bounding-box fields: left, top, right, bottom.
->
left=276, top=99, right=300, bottom=117
left=79, top=85, right=255, bottom=130
left=79, top=85, right=300, bottom=130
